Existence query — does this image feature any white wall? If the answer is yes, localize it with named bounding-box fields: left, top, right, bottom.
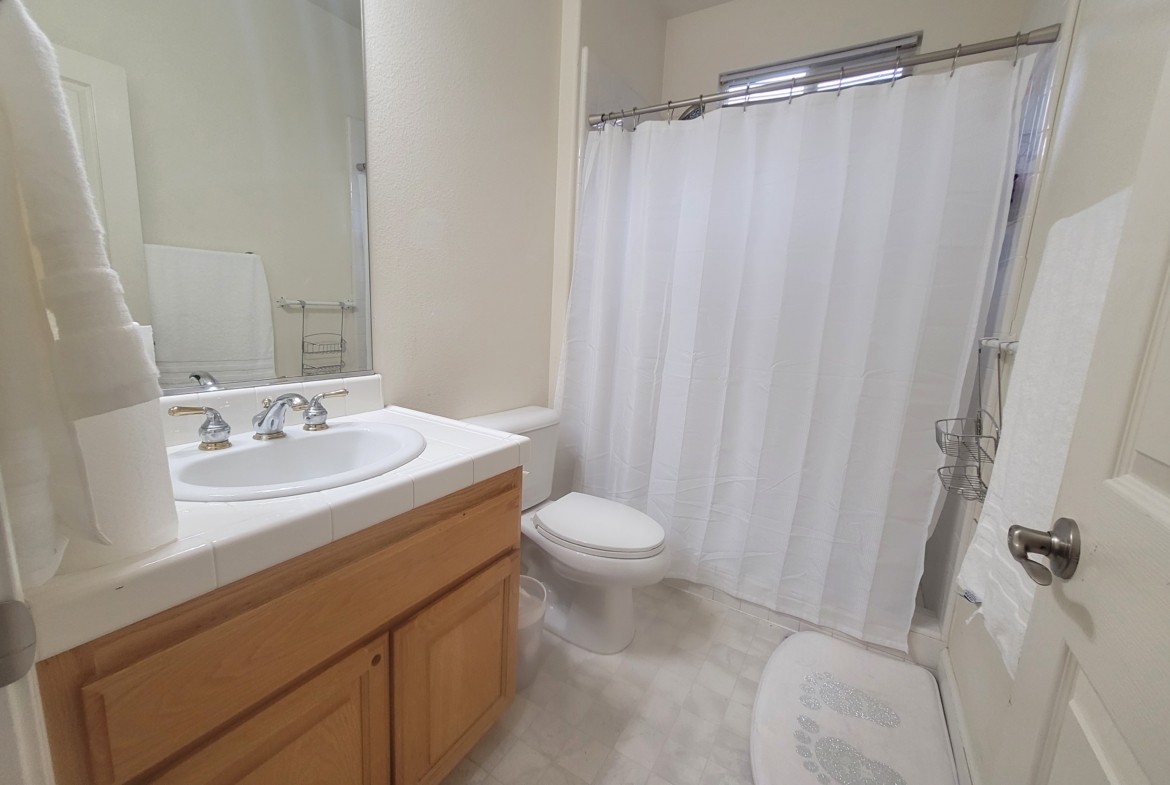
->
left=27, top=0, right=365, bottom=380
left=364, top=0, right=562, bottom=419
left=945, top=0, right=1170, bottom=780
left=581, top=0, right=669, bottom=107
left=662, top=0, right=1031, bottom=101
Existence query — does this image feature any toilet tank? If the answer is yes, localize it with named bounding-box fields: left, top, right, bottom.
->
left=463, top=406, right=560, bottom=510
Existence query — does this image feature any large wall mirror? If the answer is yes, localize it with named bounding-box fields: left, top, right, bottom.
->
left=28, top=0, right=371, bottom=391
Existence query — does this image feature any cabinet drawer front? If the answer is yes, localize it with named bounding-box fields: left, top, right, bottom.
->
left=153, top=635, right=390, bottom=785
left=394, top=553, right=520, bottom=785
left=80, top=488, right=518, bottom=784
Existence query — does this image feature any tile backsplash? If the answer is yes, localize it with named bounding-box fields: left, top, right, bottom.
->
left=161, top=374, right=384, bottom=447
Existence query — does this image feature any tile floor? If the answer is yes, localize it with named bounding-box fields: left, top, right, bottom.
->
left=444, top=581, right=804, bottom=785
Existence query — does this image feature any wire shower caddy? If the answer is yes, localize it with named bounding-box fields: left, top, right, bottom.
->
left=277, top=298, right=355, bottom=377
left=936, top=342, right=1006, bottom=503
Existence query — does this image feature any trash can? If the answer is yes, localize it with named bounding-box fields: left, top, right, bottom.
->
left=516, top=575, right=547, bottom=690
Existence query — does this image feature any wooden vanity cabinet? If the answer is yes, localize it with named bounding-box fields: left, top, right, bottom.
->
left=394, top=555, right=519, bottom=785
left=37, top=468, right=522, bottom=785
left=153, top=635, right=391, bottom=785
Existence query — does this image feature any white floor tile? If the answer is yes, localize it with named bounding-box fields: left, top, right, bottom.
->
left=555, top=729, right=611, bottom=783
left=665, top=710, right=718, bottom=756
left=447, top=584, right=838, bottom=785
left=594, top=751, right=651, bottom=785
left=577, top=701, right=631, bottom=748
left=719, top=702, right=752, bottom=740
left=695, top=661, right=737, bottom=699
left=536, top=767, right=589, bottom=785
left=614, top=720, right=668, bottom=769
left=652, top=739, right=707, bottom=785
left=493, top=741, right=550, bottom=785
left=520, top=709, right=575, bottom=757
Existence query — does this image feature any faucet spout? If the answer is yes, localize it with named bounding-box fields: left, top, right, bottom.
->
left=189, top=371, right=222, bottom=391
left=252, top=393, right=309, bottom=440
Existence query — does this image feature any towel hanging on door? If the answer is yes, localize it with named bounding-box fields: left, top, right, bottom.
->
left=957, top=188, right=1131, bottom=677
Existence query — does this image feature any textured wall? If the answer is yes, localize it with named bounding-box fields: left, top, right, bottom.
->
left=364, top=0, right=562, bottom=418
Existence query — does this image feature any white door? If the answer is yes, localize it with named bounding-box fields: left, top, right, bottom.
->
left=55, top=45, right=151, bottom=326
left=0, top=501, right=54, bottom=784
left=989, top=48, right=1170, bottom=785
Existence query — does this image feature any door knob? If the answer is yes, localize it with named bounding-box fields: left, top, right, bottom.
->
left=1008, top=517, right=1080, bottom=586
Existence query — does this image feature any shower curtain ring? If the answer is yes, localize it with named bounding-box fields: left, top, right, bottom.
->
left=698, top=95, right=704, bottom=117
left=667, top=100, right=672, bottom=123
left=837, top=67, right=845, bottom=96
left=951, top=44, right=962, bottom=77
left=789, top=76, right=797, bottom=103
left=1013, top=33, right=1022, bottom=66
left=892, top=54, right=901, bottom=88
left=742, top=84, right=749, bottom=111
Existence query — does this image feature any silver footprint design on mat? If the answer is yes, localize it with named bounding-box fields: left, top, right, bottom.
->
left=794, top=715, right=907, bottom=785
left=801, top=671, right=900, bottom=728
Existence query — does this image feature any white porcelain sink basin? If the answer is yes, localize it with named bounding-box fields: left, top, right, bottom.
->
left=170, top=421, right=426, bottom=502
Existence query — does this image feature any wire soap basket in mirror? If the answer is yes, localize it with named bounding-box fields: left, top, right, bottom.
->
left=302, top=333, right=347, bottom=376
left=278, top=298, right=355, bottom=377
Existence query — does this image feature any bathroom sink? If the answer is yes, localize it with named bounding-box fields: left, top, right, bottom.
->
left=169, top=422, right=426, bottom=502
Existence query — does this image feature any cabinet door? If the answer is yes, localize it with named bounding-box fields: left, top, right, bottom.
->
left=394, top=552, right=520, bottom=785
left=153, top=635, right=390, bottom=785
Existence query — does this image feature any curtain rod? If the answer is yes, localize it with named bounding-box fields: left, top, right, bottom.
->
left=588, top=24, right=1060, bottom=126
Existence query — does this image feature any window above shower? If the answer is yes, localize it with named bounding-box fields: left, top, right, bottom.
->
left=27, top=0, right=372, bottom=390
left=720, top=31, right=923, bottom=106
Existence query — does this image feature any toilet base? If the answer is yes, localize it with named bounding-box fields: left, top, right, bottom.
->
left=521, top=535, right=651, bottom=655
left=545, top=582, right=636, bottom=655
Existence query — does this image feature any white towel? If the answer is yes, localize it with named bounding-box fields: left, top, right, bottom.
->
left=0, top=1, right=161, bottom=418
left=0, top=0, right=171, bottom=586
left=957, top=188, right=1131, bottom=676
left=144, top=244, right=276, bottom=386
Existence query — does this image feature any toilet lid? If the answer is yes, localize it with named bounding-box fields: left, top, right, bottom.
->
left=534, top=493, right=665, bottom=557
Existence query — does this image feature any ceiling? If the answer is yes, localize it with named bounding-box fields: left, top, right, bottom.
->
left=655, top=0, right=735, bottom=20
left=306, top=0, right=362, bottom=28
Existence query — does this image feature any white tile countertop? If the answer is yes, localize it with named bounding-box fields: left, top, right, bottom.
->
left=26, top=405, right=529, bottom=661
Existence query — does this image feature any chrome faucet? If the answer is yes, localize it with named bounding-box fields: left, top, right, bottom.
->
left=189, top=371, right=222, bottom=391
left=303, top=389, right=349, bottom=431
left=252, top=393, right=309, bottom=440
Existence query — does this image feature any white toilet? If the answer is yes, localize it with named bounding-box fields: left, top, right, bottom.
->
left=464, top=406, right=670, bottom=654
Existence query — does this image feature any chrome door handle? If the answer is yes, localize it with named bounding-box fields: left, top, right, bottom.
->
left=1008, top=517, right=1080, bottom=586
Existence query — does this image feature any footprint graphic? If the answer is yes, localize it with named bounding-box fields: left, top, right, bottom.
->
left=801, top=672, right=899, bottom=728
left=793, top=715, right=907, bottom=785
left=792, top=671, right=906, bottom=785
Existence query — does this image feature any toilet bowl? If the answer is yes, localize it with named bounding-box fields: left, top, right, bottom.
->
left=464, top=407, right=670, bottom=654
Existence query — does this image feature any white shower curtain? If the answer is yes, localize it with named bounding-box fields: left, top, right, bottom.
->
left=560, top=59, right=1030, bottom=649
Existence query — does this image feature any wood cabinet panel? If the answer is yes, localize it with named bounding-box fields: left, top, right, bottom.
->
left=152, top=635, right=390, bottom=785
left=393, top=552, right=520, bottom=785
left=38, top=469, right=521, bottom=785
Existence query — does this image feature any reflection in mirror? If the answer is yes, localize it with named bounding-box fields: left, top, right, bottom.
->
left=28, top=0, right=371, bottom=389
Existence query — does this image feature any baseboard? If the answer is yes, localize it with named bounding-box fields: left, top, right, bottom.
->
left=937, top=649, right=983, bottom=785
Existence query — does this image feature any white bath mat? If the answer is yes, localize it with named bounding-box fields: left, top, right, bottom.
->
left=751, top=632, right=957, bottom=785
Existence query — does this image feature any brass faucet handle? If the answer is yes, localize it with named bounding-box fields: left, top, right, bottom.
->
left=321, top=388, right=349, bottom=399
left=168, top=406, right=208, bottom=417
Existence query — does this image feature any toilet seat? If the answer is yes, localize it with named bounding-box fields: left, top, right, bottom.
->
left=534, top=492, right=665, bottom=559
